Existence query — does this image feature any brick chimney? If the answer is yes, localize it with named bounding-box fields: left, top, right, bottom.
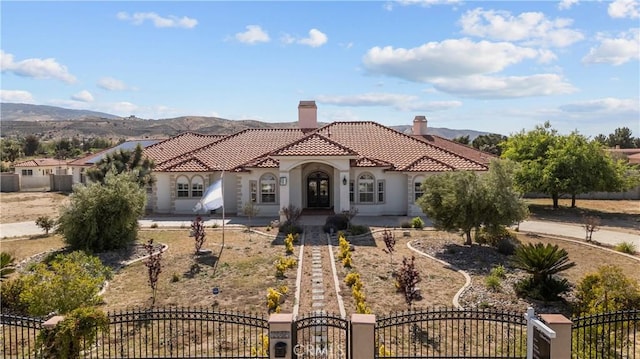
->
left=412, top=115, right=428, bottom=136
left=298, top=101, right=317, bottom=129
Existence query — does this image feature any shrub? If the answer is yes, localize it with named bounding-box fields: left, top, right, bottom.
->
left=342, top=254, right=353, bottom=268
left=574, top=265, right=640, bottom=315
left=344, top=272, right=361, bottom=287
left=496, top=237, right=519, bottom=255
left=20, top=251, right=112, bottom=316
left=485, top=275, right=501, bottom=292
left=348, top=224, right=369, bottom=236
left=0, top=277, right=28, bottom=314
left=267, top=287, right=287, bottom=313
left=490, top=264, right=506, bottom=279
left=614, top=242, right=636, bottom=254
left=395, top=256, right=421, bottom=308
left=190, top=216, right=207, bottom=254
left=324, top=214, right=349, bottom=233
left=35, top=216, right=56, bottom=235
left=251, top=334, right=269, bottom=357
left=275, top=256, right=297, bottom=278
left=512, top=242, right=575, bottom=301
left=280, top=205, right=302, bottom=224
left=338, top=234, right=351, bottom=259
left=400, top=220, right=413, bottom=229
left=411, top=217, right=424, bottom=229
left=57, top=172, right=145, bottom=252
left=1, top=251, right=16, bottom=280
left=38, top=306, right=108, bottom=359
left=284, top=233, right=295, bottom=254
left=279, top=221, right=303, bottom=235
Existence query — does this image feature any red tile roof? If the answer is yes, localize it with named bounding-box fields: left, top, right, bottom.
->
left=14, top=158, right=67, bottom=167
left=146, top=122, right=491, bottom=173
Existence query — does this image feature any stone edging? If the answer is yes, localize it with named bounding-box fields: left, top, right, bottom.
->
left=406, top=241, right=472, bottom=309
left=326, top=232, right=347, bottom=319
left=292, top=231, right=305, bottom=319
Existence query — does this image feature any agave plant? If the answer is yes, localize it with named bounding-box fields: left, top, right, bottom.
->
left=0, top=252, right=16, bottom=281
left=513, top=243, right=575, bottom=283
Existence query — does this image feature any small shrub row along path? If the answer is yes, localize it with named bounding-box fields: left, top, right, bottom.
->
left=296, top=226, right=345, bottom=317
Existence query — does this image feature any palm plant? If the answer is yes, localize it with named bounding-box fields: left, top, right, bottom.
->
left=0, top=252, right=16, bottom=280
left=512, top=242, right=576, bottom=300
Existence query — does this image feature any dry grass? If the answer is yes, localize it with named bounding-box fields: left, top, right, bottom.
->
left=101, top=229, right=297, bottom=314
left=525, top=198, right=640, bottom=214
left=0, top=192, right=69, bottom=223
left=333, top=229, right=466, bottom=314
left=0, top=234, right=65, bottom=262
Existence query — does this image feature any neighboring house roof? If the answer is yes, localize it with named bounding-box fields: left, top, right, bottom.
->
left=14, top=158, right=68, bottom=167
left=147, top=121, right=491, bottom=173
left=68, top=139, right=161, bottom=166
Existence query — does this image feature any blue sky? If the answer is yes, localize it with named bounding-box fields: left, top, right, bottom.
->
left=1, top=0, right=638, bottom=137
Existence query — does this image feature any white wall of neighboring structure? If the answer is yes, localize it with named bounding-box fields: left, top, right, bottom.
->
left=16, top=166, right=69, bottom=190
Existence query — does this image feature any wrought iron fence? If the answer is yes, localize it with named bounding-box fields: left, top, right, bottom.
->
left=572, top=309, right=640, bottom=359
left=375, top=307, right=527, bottom=358
left=294, top=311, right=349, bottom=359
left=0, top=313, right=44, bottom=359
left=1, top=308, right=269, bottom=359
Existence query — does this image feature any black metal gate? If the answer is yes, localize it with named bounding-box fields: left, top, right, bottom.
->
left=572, top=309, right=639, bottom=359
left=375, top=308, right=527, bottom=358
left=294, top=312, right=349, bottom=359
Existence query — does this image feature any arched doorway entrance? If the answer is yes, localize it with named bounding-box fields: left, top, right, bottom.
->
left=307, top=171, right=330, bottom=208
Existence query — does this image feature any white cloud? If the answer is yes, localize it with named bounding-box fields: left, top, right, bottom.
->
left=117, top=11, right=198, bottom=29
left=608, top=0, right=640, bottom=19
left=316, top=93, right=461, bottom=111
left=385, top=0, right=462, bottom=10
left=559, top=97, right=639, bottom=113
left=582, top=29, right=640, bottom=65
left=98, top=77, right=129, bottom=91
left=363, top=38, right=542, bottom=81
left=0, top=89, right=34, bottom=103
left=71, top=90, right=94, bottom=102
left=235, top=25, right=270, bottom=44
left=459, top=8, right=584, bottom=47
left=0, top=50, right=76, bottom=83
left=298, top=29, right=328, bottom=47
left=558, top=0, right=579, bottom=10
left=431, top=74, right=576, bottom=98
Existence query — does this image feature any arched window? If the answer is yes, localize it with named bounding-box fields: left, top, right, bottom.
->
left=191, top=176, right=204, bottom=197
left=358, top=173, right=375, bottom=203
left=260, top=173, right=277, bottom=203
left=414, top=176, right=425, bottom=202
left=176, top=176, right=190, bottom=198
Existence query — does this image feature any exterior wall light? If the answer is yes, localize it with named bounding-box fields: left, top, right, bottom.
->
left=342, top=176, right=347, bottom=186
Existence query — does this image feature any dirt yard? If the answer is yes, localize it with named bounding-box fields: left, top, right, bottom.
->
left=0, top=192, right=69, bottom=223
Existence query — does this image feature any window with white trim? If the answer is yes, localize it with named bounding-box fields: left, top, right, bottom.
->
left=21, top=169, right=33, bottom=176
left=176, top=176, right=190, bottom=198
left=414, top=177, right=424, bottom=202
left=250, top=180, right=257, bottom=202
left=191, top=176, right=204, bottom=197
left=260, top=174, right=277, bottom=203
left=349, top=180, right=354, bottom=203
left=377, top=180, right=385, bottom=203
left=358, top=173, right=375, bottom=203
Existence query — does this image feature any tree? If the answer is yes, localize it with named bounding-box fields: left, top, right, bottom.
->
left=417, top=159, right=528, bottom=245
left=382, top=229, right=396, bottom=271
left=20, top=251, right=112, bottom=316
left=512, top=242, right=575, bottom=300
left=1, top=138, right=23, bottom=162
left=417, top=171, right=484, bottom=245
left=190, top=216, right=207, bottom=254
left=582, top=215, right=600, bottom=242
left=87, top=144, right=155, bottom=187
left=574, top=265, right=640, bottom=315
left=502, top=122, right=637, bottom=208
left=143, top=239, right=162, bottom=305
left=242, top=201, right=259, bottom=231
left=35, top=215, right=56, bottom=235
left=38, top=306, right=109, bottom=359
left=53, top=138, right=74, bottom=160
left=57, top=171, right=146, bottom=252
left=23, top=135, right=40, bottom=156
left=472, top=133, right=507, bottom=156
left=452, top=135, right=470, bottom=145
left=607, top=127, right=636, bottom=148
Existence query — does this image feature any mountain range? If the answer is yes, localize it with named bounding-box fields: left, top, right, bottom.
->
left=0, top=103, right=489, bottom=141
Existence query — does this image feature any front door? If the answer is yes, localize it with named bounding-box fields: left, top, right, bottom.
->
left=307, top=171, right=330, bottom=208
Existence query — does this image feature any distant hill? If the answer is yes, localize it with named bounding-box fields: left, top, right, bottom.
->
left=1, top=103, right=120, bottom=121
left=0, top=103, right=489, bottom=141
